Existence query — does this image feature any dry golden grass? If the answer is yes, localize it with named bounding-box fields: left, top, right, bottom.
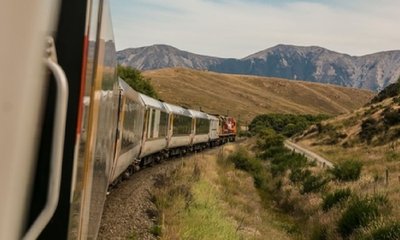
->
left=295, top=96, right=400, bottom=222
left=154, top=142, right=294, bottom=240
left=143, top=67, right=374, bottom=123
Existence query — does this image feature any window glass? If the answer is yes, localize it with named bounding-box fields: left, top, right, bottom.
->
left=158, top=111, right=168, bottom=138
left=173, top=114, right=192, bottom=135
left=196, top=118, right=210, bottom=135
left=121, top=98, right=139, bottom=153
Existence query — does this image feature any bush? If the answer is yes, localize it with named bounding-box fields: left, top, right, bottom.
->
left=310, top=224, right=329, bottom=240
left=300, top=174, right=329, bottom=194
left=360, top=117, right=380, bottom=144
left=118, top=65, right=158, bottom=98
left=337, top=195, right=389, bottom=238
left=322, top=188, right=351, bottom=211
left=270, top=151, right=309, bottom=176
left=228, top=148, right=261, bottom=174
left=330, top=159, right=362, bottom=182
left=289, top=168, right=311, bottom=184
left=257, top=129, right=285, bottom=149
left=369, top=78, right=400, bottom=104
left=364, top=221, right=400, bottom=240
left=383, top=108, right=400, bottom=126
left=249, top=113, right=329, bottom=136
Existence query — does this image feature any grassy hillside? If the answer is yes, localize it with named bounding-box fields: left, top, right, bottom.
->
left=143, top=68, right=374, bottom=123
left=151, top=142, right=295, bottom=240
left=290, top=91, right=400, bottom=238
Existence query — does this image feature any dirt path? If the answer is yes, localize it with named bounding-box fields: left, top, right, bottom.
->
left=284, top=140, right=333, bottom=168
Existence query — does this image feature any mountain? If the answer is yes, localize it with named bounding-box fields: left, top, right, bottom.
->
left=117, top=44, right=224, bottom=70
left=142, top=68, right=374, bottom=123
left=117, top=44, right=400, bottom=91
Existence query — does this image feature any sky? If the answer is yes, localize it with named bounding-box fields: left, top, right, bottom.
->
left=110, top=0, right=400, bottom=58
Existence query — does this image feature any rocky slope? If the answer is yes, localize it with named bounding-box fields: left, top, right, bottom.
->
left=117, top=44, right=224, bottom=70
left=117, top=44, right=400, bottom=91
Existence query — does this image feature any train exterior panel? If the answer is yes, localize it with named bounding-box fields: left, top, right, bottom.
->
left=189, top=109, right=210, bottom=146
left=164, top=103, right=193, bottom=150
left=139, top=94, right=169, bottom=161
left=208, top=114, right=220, bottom=141
left=109, top=79, right=145, bottom=183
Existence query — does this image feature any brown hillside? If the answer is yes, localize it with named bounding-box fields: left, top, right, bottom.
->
left=295, top=95, right=400, bottom=218
left=143, top=68, right=374, bottom=123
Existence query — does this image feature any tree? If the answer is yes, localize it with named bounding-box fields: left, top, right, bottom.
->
left=117, top=65, right=158, bottom=98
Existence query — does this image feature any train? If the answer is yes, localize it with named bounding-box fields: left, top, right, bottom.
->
left=0, top=0, right=236, bottom=239
left=108, top=78, right=237, bottom=186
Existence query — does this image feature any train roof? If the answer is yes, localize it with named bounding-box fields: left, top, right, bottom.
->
left=163, top=102, right=192, bottom=117
left=118, top=78, right=142, bottom=102
left=189, top=109, right=209, bottom=120
left=139, top=93, right=168, bottom=111
left=207, top=114, right=219, bottom=121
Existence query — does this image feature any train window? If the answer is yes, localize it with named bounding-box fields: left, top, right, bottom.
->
left=121, top=98, right=139, bottom=153
left=147, top=109, right=153, bottom=139
left=173, top=114, right=192, bottom=135
left=158, top=111, right=168, bottom=138
left=196, top=118, right=210, bottom=135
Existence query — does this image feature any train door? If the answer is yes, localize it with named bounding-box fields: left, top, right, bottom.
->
left=68, top=0, right=120, bottom=238
left=0, top=1, right=63, bottom=239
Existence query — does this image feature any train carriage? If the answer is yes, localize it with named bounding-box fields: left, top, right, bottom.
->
left=138, top=94, right=169, bottom=166
left=109, top=79, right=145, bottom=183
left=189, top=109, right=211, bottom=150
left=208, top=114, right=220, bottom=146
left=163, top=103, right=193, bottom=155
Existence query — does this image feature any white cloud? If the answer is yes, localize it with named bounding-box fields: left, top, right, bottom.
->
left=110, top=0, right=400, bottom=58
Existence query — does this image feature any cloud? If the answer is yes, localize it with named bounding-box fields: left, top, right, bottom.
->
left=110, top=0, right=400, bottom=58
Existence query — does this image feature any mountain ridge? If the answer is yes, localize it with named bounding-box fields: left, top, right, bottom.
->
left=117, top=44, right=400, bottom=91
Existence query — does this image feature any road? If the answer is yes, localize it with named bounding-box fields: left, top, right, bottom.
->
left=284, top=140, right=334, bottom=168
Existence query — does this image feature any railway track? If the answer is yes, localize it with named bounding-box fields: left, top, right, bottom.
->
left=98, top=144, right=231, bottom=239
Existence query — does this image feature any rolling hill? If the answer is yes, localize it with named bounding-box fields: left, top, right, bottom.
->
left=143, top=67, right=374, bottom=123
left=118, top=44, right=400, bottom=91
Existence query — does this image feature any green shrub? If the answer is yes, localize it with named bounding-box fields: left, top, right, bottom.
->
left=270, top=151, right=309, bottom=176
left=337, top=195, right=389, bottom=238
left=382, top=108, right=400, bottom=126
left=364, top=221, right=400, bottom=240
left=360, top=117, right=380, bottom=144
left=300, top=174, right=329, bottom=194
left=330, top=159, right=362, bottom=182
left=322, top=188, right=351, bottom=211
left=289, top=168, right=311, bottom=184
left=369, top=78, right=400, bottom=104
left=118, top=65, right=158, bottom=98
left=310, top=224, right=329, bottom=240
left=149, top=225, right=162, bottom=236
left=253, top=172, right=268, bottom=190
left=385, top=151, right=400, bottom=162
left=228, top=148, right=261, bottom=174
left=259, top=145, right=289, bottom=159
left=257, top=129, right=285, bottom=149
left=249, top=113, right=329, bottom=136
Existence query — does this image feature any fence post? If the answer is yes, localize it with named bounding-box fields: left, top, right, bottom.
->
left=386, top=168, right=389, bottom=186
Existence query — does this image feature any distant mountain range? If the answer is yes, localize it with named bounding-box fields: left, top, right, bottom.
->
left=117, top=44, right=400, bottom=91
